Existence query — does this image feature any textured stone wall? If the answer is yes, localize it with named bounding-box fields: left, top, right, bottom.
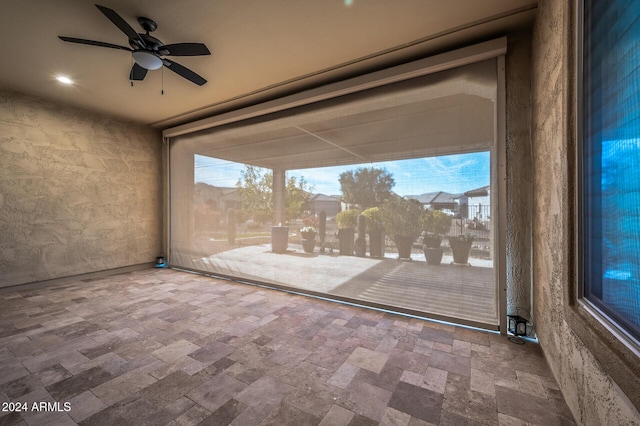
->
left=0, top=88, right=162, bottom=288
left=531, top=0, right=640, bottom=424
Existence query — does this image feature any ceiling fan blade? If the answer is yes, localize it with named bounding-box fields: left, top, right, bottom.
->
left=162, top=59, right=207, bottom=86
left=95, top=4, right=145, bottom=48
left=130, top=63, right=148, bottom=81
left=163, top=43, right=211, bottom=56
left=59, top=36, right=132, bottom=51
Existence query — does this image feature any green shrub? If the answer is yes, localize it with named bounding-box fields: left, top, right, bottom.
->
left=336, top=209, right=360, bottom=229
left=380, top=197, right=424, bottom=239
left=361, top=207, right=384, bottom=232
left=422, top=209, right=452, bottom=236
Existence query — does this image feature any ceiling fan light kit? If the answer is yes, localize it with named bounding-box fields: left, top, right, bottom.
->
left=132, top=51, right=163, bottom=70
left=58, top=4, right=210, bottom=85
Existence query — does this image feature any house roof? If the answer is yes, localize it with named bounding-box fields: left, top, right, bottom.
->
left=195, top=182, right=236, bottom=191
left=220, top=187, right=239, bottom=195
left=464, top=185, right=490, bottom=197
left=431, top=191, right=462, bottom=204
left=309, top=193, right=341, bottom=203
left=407, top=192, right=440, bottom=204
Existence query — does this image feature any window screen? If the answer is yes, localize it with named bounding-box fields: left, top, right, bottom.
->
left=582, top=0, right=640, bottom=343
left=169, top=59, right=500, bottom=328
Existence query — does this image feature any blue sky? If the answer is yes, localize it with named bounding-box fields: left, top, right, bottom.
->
left=195, top=151, right=490, bottom=196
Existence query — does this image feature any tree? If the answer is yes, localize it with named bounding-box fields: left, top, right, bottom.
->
left=236, top=165, right=272, bottom=224
left=339, top=167, right=395, bottom=209
left=236, top=165, right=313, bottom=224
left=285, top=175, right=310, bottom=222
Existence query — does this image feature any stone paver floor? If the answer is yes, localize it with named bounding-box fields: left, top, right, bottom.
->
left=0, top=268, right=574, bottom=425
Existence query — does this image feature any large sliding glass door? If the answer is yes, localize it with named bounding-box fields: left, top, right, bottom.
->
left=169, top=53, right=502, bottom=329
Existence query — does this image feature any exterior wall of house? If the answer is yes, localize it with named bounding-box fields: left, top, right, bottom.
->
left=466, top=194, right=490, bottom=220
left=0, top=88, right=162, bottom=288
left=311, top=200, right=340, bottom=218
left=531, top=0, right=640, bottom=424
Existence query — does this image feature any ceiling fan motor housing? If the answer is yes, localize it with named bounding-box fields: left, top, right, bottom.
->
left=137, top=16, right=157, bottom=32
left=128, top=18, right=170, bottom=68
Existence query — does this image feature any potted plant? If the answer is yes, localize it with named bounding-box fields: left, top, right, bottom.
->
left=300, top=225, right=317, bottom=253
left=421, top=209, right=452, bottom=265
left=362, top=207, right=385, bottom=258
left=380, top=197, right=424, bottom=260
left=336, top=209, right=360, bottom=255
left=422, top=232, right=443, bottom=265
left=448, top=233, right=475, bottom=264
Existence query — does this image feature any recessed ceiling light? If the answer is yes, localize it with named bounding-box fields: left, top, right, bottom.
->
left=56, top=76, right=73, bottom=85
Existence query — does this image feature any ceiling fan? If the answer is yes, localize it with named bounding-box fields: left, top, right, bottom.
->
left=58, top=4, right=210, bottom=86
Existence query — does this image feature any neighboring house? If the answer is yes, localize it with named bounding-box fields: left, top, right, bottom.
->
left=454, top=195, right=469, bottom=219
left=408, top=191, right=465, bottom=217
left=219, top=187, right=242, bottom=212
left=465, top=185, right=490, bottom=221
left=407, top=192, right=440, bottom=209
left=430, top=191, right=462, bottom=212
left=195, top=182, right=242, bottom=212
left=307, top=193, right=341, bottom=218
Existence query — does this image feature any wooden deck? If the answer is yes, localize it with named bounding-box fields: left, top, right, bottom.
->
left=188, top=243, right=498, bottom=328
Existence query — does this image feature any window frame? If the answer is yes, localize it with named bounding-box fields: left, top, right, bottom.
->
left=576, top=0, right=640, bottom=354
left=572, top=0, right=640, bottom=410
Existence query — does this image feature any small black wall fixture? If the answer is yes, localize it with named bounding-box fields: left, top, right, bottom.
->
left=507, top=315, right=528, bottom=336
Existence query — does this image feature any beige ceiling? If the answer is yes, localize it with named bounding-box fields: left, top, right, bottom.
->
left=0, top=1, right=536, bottom=129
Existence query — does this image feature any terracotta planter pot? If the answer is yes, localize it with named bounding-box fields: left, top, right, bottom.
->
left=394, top=235, right=415, bottom=259
left=449, top=237, right=472, bottom=264
left=423, top=246, right=444, bottom=265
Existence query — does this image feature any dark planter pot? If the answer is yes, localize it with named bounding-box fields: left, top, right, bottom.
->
left=368, top=230, right=385, bottom=258
left=423, top=246, right=444, bottom=265
left=355, top=237, right=366, bottom=257
left=301, top=232, right=316, bottom=240
left=449, top=237, right=473, bottom=264
left=301, top=238, right=315, bottom=253
left=271, top=226, right=289, bottom=254
left=338, top=228, right=355, bottom=256
left=394, top=235, right=416, bottom=260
